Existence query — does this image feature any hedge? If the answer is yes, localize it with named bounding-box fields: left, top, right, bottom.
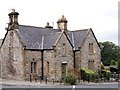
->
left=101, top=69, right=111, bottom=80
left=80, top=68, right=95, bottom=82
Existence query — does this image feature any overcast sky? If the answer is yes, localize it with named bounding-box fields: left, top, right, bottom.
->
left=0, top=0, right=119, bottom=45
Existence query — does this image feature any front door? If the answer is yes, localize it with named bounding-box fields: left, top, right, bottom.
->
left=61, top=63, right=67, bottom=79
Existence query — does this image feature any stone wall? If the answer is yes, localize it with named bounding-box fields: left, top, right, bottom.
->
left=80, top=30, right=101, bottom=71
left=24, top=50, right=42, bottom=80
left=43, top=50, right=55, bottom=79
left=0, top=49, right=2, bottom=77
left=43, top=33, right=74, bottom=80
left=1, top=30, right=25, bottom=80
left=75, top=51, right=81, bottom=70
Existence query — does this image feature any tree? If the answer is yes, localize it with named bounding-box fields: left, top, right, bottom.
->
left=110, top=60, right=118, bottom=65
left=99, top=41, right=120, bottom=66
left=118, top=59, right=120, bottom=73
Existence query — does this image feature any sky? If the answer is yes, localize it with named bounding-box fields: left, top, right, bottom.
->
left=0, top=0, right=119, bottom=45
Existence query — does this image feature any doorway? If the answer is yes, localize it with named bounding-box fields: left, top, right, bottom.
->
left=61, top=63, right=67, bottom=79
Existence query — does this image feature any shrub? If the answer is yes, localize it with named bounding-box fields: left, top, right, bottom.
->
left=68, top=69, right=80, bottom=79
left=110, top=60, right=118, bottom=65
left=101, top=69, right=111, bottom=80
left=80, top=68, right=95, bottom=82
left=64, top=72, right=77, bottom=85
left=65, top=83, right=71, bottom=86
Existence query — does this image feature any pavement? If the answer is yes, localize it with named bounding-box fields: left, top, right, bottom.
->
left=0, top=78, right=103, bottom=86
left=0, top=78, right=119, bottom=88
left=0, top=78, right=62, bottom=86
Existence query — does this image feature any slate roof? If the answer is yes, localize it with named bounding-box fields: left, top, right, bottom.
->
left=67, top=30, right=88, bottom=50
left=17, top=25, right=89, bottom=50
left=43, top=33, right=62, bottom=49
left=18, top=25, right=60, bottom=49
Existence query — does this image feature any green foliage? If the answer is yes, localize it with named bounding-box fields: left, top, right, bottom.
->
left=80, top=68, right=95, bottom=82
left=101, top=69, right=111, bottom=80
left=80, top=68, right=94, bottom=74
left=101, top=63, right=104, bottom=69
left=64, top=72, right=77, bottom=85
left=99, top=41, right=120, bottom=66
left=118, top=60, right=120, bottom=73
left=110, top=60, right=118, bottom=65
left=68, top=69, right=80, bottom=79
left=65, top=83, right=71, bottom=86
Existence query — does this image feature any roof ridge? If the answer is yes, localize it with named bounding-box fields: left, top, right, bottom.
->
left=69, top=29, right=89, bottom=32
left=19, top=25, right=45, bottom=29
left=19, top=25, right=62, bottom=31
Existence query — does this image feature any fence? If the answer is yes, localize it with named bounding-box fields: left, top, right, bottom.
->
left=29, top=75, right=63, bottom=85
left=29, top=74, right=120, bottom=85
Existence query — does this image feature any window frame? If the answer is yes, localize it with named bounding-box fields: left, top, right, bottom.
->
left=89, top=43, right=94, bottom=54
left=30, top=61, right=37, bottom=74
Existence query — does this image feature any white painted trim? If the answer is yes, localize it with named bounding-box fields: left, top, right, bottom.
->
left=72, top=32, right=75, bottom=50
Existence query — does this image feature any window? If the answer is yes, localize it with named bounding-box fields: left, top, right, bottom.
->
left=62, top=43, right=66, bottom=56
left=46, top=62, right=49, bottom=75
left=34, top=62, right=37, bottom=73
left=53, top=63, right=56, bottom=77
left=31, top=62, right=33, bottom=73
left=31, top=62, right=37, bottom=73
left=88, top=60, right=94, bottom=71
left=54, top=50, right=56, bottom=58
left=89, top=43, right=93, bottom=54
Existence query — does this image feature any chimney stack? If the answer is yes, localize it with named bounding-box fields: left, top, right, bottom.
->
left=8, top=9, right=19, bottom=30
left=57, top=15, right=68, bottom=32
left=45, top=22, right=53, bottom=28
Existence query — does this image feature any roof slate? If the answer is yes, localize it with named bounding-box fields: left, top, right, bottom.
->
left=67, top=30, right=88, bottom=50
left=18, top=25, right=60, bottom=49
left=17, top=25, right=89, bottom=50
left=43, top=33, right=62, bottom=49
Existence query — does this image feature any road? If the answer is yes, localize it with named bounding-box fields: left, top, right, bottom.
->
left=1, top=82, right=119, bottom=90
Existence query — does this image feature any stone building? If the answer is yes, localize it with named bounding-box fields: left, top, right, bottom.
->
left=0, top=10, right=101, bottom=80
left=0, top=39, right=3, bottom=77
